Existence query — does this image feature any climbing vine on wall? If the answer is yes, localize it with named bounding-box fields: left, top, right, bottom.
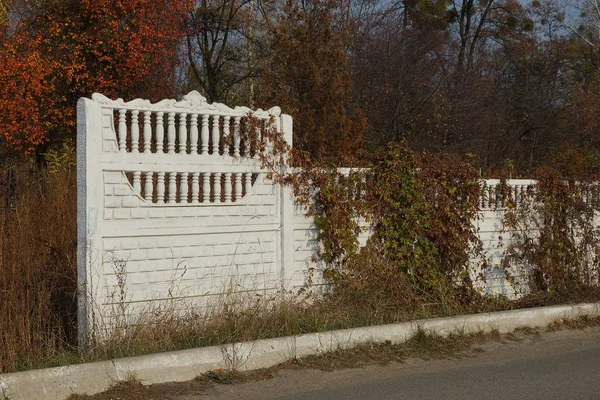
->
left=500, top=149, right=600, bottom=296
left=254, top=121, right=486, bottom=308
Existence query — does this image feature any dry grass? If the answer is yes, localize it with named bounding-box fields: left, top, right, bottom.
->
left=66, top=328, right=502, bottom=400
left=278, top=329, right=497, bottom=372
left=0, top=161, right=77, bottom=373
left=76, top=291, right=424, bottom=365
left=2, top=160, right=600, bottom=375
left=66, top=282, right=512, bottom=372
left=545, top=314, right=600, bottom=332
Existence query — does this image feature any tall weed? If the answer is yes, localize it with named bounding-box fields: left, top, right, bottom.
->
left=0, top=160, right=77, bottom=373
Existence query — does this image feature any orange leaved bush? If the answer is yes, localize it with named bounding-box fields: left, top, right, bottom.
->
left=0, top=0, right=194, bottom=156
left=0, top=37, right=56, bottom=154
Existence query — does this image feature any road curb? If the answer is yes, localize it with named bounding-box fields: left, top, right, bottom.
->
left=2, top=302, right=599, bottom=400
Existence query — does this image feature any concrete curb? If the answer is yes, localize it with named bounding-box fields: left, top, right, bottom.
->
left=2, top=302, right=599, bottom=400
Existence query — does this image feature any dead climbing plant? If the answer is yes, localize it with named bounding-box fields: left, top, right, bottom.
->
left=499, top=148, right=600, bottom=297
left=247, top=117, right=488, bottom=313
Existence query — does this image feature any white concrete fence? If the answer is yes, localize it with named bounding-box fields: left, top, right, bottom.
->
left=77, top=92, right=533, bottom=346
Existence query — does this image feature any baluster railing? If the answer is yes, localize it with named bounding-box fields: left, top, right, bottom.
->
left=110, top=110, right=271, bottom=203
left=167, top=112, right=176, bottom=155
left=144, top=172, right=153, bottom=202
left=190, top=114, right=199, bottom=155
left=211, top=115, right=220, bottom=155
left=118, top=109, right=127, bottom=153
left=155, top=112, right=164, bottom=154
left=179, top=113, right=187, bottom=154
left=130, top=110, right=139, bottom=153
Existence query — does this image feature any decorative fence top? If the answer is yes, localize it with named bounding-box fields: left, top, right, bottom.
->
left=481, top=179, right=536, bottom=209
left=92, top=91, right=281, bottom=156
left=92, top=91, right=280, bottom=117
left=87, top=91, right=287, bottom=206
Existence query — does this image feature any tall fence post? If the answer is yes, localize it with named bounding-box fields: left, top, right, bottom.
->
left=279, top=114, right=294, bottom=289
left=76, top=98, right=103, bottom=348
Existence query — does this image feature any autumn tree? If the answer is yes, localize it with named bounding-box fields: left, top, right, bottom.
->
left=0, top=37, right=55, bottom=155
left=349, top=0, right=449, bottom=149
left=558, top=0, right=600, bottom=150
left=347, top=0, right=579, bottom=171
left=264, top=0, right=366, bottom=164
left=0, top=0, right=192, bottom=156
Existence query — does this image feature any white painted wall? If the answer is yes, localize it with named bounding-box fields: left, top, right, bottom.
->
left=77, top=92, right=531, bottom=345
left=77, top=92, right=307, bottom=345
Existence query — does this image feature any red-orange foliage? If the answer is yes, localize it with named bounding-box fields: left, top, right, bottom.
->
left=0, top=0, right=193, bottom=156
left=0, top=38, right=56, bottom=154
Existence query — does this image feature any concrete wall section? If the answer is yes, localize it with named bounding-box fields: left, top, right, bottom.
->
left=77, top=92, right=537, bottom=345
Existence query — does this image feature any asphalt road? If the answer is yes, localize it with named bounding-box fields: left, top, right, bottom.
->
left=193, top=326, right=600, bottom=400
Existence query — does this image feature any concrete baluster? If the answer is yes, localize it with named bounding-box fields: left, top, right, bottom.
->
left=244, top=173, right=252, bottom=197
left=201, top=114, right=209, bottom=155
left=180, top=172, right=189, bottom=203
left=130, top=110, right=139, bottom=153
left=167, top=112, right=176, bottom=155
left=191, top=172, right=200, bottom=204
left=224, top=173, right=232, bottom=203
left=168, top=172, right=177, bottom=204
left=156, top=172, right=166, bottom=204
left=223, top=116, right=231, bottom=155
left=144, top=172, right=154, bottom=202
left=233, top=116, right=241, bottom=157
left=203, top=173, right=210, bottom=203
left=132, top=171, right=141, bottom=195
left=118, top=109, right=127, bottom=153
left=235, top=173, right=242, bottom=201
left=143, top=111, right=152, bottom=154
left=179, top=113, right=188, bottom=154
left=190, top=114, right=199, bottom=155
left=211, top=115, right=220, bottom=155
left=213, top=172, right=222, bottom=202
left=155, top=112, right=164, bottom=154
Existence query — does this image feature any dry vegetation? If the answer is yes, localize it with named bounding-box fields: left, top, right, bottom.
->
left=66, top=329, right=499, bottom=400
left=0, top=161, right=77, bottom=373
left=65, top=315, right=600, bottom=399
left=3, top=0, right=600, bottom=383
left=3, top=155, right=600, bottom=375
left=1, top=142, right=600, bottom=381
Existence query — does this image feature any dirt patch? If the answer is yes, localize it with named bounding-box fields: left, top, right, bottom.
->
left=68, top=379, right=210, bottom=400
